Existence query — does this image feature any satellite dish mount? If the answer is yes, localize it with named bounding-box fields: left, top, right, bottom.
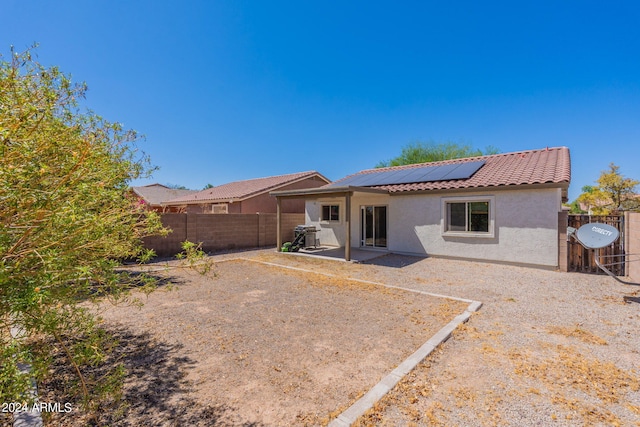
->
left=569, top=222, right=638, bottom=286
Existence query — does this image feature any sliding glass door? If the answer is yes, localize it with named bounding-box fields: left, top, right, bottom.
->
left=360, top=206, right=387, bottom=248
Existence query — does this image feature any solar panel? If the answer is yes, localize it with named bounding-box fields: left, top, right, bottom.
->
left=332, top=172, right=379, bottom=187
left=442, top=162, right=487, bottom=180
left=401, top=167, right=437, bottom=183
left=328, top=160, right=485, bottom=188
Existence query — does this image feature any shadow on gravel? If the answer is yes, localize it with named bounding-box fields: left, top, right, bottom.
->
left=82, top=271, right=187, bottom=301
left=361, top=253, right=426, bottom=268
left=40, top=326, right=263, bottom=427
left=122, top=270, right=187, bottom=289
left=136, top=246, right=264, bottom=265
left=623, top=295, right=640, bottom=305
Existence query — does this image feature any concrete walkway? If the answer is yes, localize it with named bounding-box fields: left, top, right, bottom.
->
left=294, top=246, right=388, bottom=263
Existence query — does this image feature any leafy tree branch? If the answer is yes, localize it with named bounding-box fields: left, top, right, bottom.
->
left=1, top=45, right=167, bottom=407
left=576, top=163, right=639, bottom=214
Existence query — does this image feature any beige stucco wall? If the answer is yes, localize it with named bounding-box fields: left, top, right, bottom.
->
left=305, top=196, right=348, bottom=247
left=305, top=187, right=563, bottom=267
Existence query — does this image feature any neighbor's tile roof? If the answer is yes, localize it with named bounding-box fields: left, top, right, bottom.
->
left=164, top=171, right=329, bottom=204
left=131, top=184, right=198, bottom=206
left=330, top=146, right=571, bottom=193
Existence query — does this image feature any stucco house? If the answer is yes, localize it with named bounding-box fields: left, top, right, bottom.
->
left=163, top=171, right=330, bottom=214
left=271, top=147, right=571, bottom=268
left=130, top=184, right=198, bottom=212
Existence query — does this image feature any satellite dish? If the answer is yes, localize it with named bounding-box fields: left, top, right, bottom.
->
left=575, top=222, right=620, bottom=249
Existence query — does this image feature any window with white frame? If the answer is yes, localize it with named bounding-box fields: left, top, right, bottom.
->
left=211, top=204, right=228, bottom=214
left=321, top=204, right=340, bottom=221
left=443, top=197, right=494, bottom=236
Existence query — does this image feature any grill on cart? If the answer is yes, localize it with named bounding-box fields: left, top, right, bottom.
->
left=281, top=225, right=319, bottom=252
left=294, top=225, right=317, bottom=234
left=294, top=225, right=318, bottom=249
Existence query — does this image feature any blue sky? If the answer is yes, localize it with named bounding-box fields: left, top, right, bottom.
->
left=3, top=1, right=639, bottom=201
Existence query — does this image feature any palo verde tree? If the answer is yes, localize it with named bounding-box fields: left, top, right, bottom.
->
left=576, top=163, right=639, bottom=214
left=0, top=46, right=167, bottom=408
left=376, top=140, right=499, bottom=168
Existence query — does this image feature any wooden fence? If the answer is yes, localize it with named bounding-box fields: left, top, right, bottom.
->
left=143, top=213, right=304, bottom=257
left=567, top=214, right=625, bottom=276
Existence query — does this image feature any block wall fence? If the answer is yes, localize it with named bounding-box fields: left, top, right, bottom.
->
left=626, top=212, right=640, bottom=283
left=558, top=211, right=569, bottom=272
left=147, top=212, right=639, bottom=281
left=144, top=213, right=304, bottom=257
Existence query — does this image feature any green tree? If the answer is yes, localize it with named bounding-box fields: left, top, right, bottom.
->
left=576, top=164, right=639, bottom=214
left=566, top=199, right=586, bottom=214
left=576, top=185, right=605, bottom=214
left=0, top=47, right=167, bottom=408
left=597, top=163, right=639, bottom=212
left=376, top=140, right=500, bottom=168
left=166, top=183, right=189, bottom=190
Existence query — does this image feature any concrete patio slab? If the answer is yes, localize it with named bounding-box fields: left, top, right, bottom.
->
left=288, top=246, right=388, bottom=263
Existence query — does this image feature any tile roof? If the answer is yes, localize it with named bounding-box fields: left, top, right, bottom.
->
left=131, top=184, right=198, bottom=206
left=329, top=146, right=571, bottom=193
left=164, top=171, right=329, bottom=205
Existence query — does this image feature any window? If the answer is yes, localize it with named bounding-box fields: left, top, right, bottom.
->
left=443, top=197, right=493, bottom=236
left=447, top=201, right=489, bottom=232
left=321, top=205, right=339, bottom=221
left=211, top=204, right=228, bottom=214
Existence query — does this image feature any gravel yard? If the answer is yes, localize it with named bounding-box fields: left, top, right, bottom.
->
left=88, top=256, right=467, bottom=426
left=38, top=249, right=639, bottom=426
left=250, top=251, right=640, bottom=426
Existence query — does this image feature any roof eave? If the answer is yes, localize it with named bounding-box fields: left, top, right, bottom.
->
left=162, top=172, right=331, bottom=205
left=387, top=181, right=570, bottom=196
left=239, top=172, right=332, bottom=201
left=271, top=185, right=389, bottom=199
left=161, top=199, right=232, bottom=206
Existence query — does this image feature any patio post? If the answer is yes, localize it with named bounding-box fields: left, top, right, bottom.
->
left=276, top=196, right=282, bottom=251
left=345, top=192, right=351, bottom=261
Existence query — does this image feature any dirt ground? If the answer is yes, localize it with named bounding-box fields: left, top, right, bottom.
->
left=22, top=249, right=640, bottom=426
left=70, top=258, right=466, bottom=426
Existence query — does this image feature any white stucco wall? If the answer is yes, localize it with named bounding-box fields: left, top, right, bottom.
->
left=305, top=196, right=347, bottom=247
left=304, top=187, right=563, bottom=267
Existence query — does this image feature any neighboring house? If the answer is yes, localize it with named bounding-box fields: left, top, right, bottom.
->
left=162, top=171, right=331, bottom=214
left=272, top=147, right=571, bottom=268
left=130, top=184, right=198, bottom=212
left=578, top=199, right=608, bottom=215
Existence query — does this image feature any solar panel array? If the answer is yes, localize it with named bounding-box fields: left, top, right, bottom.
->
left=328, top=160, right=486, bottom=188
